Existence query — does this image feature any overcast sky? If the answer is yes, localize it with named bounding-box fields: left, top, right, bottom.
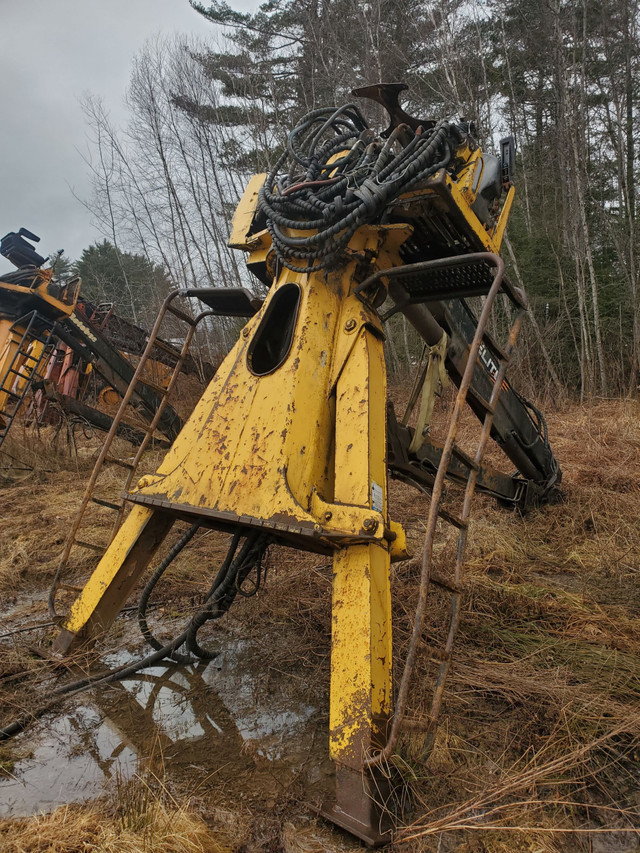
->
left=0, top=0, right=245, bottom=264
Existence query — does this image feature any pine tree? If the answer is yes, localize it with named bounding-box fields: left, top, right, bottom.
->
left=73, top=241, right=172, bottom=325
left=184, top=0, right=424, bottom=167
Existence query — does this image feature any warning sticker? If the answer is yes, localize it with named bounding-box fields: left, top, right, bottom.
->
left=371, top=481, right=383, bottom=512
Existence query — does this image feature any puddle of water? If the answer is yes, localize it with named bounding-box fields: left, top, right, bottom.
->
left=202, top=639, right=318, bottom=760
left=0, top=705, right=138, bottom=817
left=0, top=589, right=51, bottom=630
left=0, top=635, right=327, bottom=818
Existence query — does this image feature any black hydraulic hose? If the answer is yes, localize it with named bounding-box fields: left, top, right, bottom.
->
left=186, top=532, right=267, bottom=659
left=306, top=104, right=368, bottom=159
left=259, top=103, right=462, bottom=272
left=184, top=529, right=244, bottom=659
left=288, top=105, right=368, bottom=166
left=137, top=523, right=201, bottom=664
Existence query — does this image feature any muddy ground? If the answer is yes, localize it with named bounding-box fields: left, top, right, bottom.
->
left=0, top=397, right=639, bottom=851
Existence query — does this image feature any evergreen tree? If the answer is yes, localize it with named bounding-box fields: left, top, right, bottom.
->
left=73, top=241, right=172, bottom=325
left=185, top=0, right=423, bottom=168
left=48, top=250, right=74, bottom=281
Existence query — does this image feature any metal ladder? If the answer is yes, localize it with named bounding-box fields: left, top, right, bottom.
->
left=49, top=291, right=218, bottom=618
left=366, top=253, right=527, bottom=768
left=0, top=312, right=56, bottom=450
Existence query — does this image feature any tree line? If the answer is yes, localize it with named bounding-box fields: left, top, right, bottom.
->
left=80, top=0, right=640, bottom=399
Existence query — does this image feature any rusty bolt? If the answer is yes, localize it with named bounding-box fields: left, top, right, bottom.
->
left=324, top=511, right=333, bottom=521
left=363, top=517, right=378, bottom=532
left=344, top=318, right=357, bottom=332
left=242, top=327, right=250, bottom=338
left=313, top=523, right=322, bottom=533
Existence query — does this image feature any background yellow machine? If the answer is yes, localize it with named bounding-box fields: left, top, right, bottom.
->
left=0, top=229, right=194, bottom=451
left=0, top=229, right=80, bottom=439
left=53, top=85, right=561, bottom=844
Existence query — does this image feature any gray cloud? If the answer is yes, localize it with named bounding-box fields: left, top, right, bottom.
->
left=0, top=0, right=220, bottom=263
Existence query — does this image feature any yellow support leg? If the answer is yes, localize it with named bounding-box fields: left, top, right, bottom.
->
left=323, top=325, right=394, bottom=845
left=54, top=506, right=174, bottom=653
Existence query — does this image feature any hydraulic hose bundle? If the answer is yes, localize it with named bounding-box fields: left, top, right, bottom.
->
left=258, top=103, right=463, bottom=272
left=138, top=526, right=269, bottom=662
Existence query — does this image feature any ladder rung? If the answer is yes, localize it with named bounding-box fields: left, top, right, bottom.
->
left=104, top=455, right=136, bottom=469
left=423, top=645, right=451, bottom=663
left=429, top=571, right=463, bottom=595
left=466, top=385, right=495, bottom=415
left=450, top=444, right=479, bottom=472
left=75, top=539, right=107, bottom=553
left=438, top=508, right=468, bottom=530
left=91, top=497, right=122, bottom=511
left=399, top=714, right=436, bottom=733
left=151, top=338, right=182, bottom=357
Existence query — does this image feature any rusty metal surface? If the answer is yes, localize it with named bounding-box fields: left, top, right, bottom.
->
left=318, top=763, right=393, bottom=846
left=352, top=82, right=435, bottom=139
left=124, top=492, right=384, bottom=553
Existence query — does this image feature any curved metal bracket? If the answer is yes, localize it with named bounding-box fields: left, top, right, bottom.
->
left=352, top=82, right=435, bottom=138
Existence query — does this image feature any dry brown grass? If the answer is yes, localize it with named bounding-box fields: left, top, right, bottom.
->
left=0, top=794, right=230, bottom=853
left=1, top=397, right=640, bottom=851
left=383, top=398, right=640, bottom=849
left=0, top=741, right=231, bottom=852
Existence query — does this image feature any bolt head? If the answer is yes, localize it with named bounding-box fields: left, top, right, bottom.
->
left=345, top=318, right=357, bottom=331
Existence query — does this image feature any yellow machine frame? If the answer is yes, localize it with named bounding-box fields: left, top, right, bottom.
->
left=54, top=127, right=514, bottom=843
left=0, top=269, right=79, bottom=426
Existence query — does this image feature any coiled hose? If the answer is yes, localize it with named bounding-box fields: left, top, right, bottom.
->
left=259, top=103, right=463, bottom=272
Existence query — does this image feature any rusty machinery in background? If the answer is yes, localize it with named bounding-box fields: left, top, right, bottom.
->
left=0, top=229, right=80, bottom=446
left=50, top=85, right=561, bottom=845
left=0, top=229, right=221, bottom=452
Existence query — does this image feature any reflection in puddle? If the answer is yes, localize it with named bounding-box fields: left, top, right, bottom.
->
left=0, top=705, right=138, bottom=817
left=0, top=638, right=323, bottom=818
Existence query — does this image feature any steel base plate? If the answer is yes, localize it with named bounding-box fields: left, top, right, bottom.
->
left=316, top=763, right=394, bottom=847
left=316, top=802, right=392, bottom=847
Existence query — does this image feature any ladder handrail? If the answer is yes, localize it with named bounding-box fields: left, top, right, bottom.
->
left=49, top=290, right=217, bottom=619
left=366, top=251, right=524, bottom=768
